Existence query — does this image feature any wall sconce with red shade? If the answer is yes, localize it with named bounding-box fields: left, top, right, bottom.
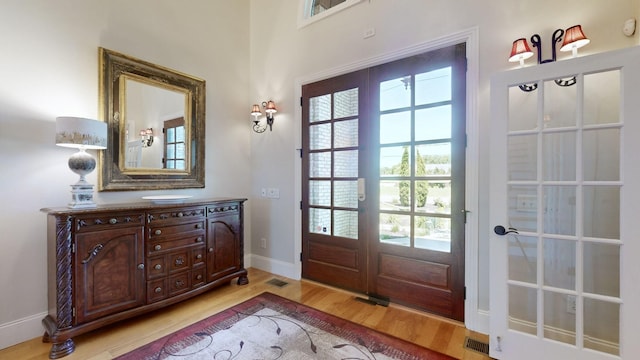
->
left=509, top=25, right=590, bottom=92
left=250, top=100, right=277, bottom=133
left=140, top=128, right=154, bottom=147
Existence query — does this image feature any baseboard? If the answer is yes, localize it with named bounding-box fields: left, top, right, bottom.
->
left=0, top=311, right=47, bottom=350
left=509, top=317, right=619, bottom=354
left=475, top=308, right=490, bottom=334
left=247, top=254, right=300, bottom=280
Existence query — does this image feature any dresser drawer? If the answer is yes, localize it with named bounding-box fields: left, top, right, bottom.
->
left=146, top=256, right=167, bottom=279
left=147, top=206, right=206, bottom=225
left=192, top=268, right=206, bottom=288
left=147, top=235, right=205, bottom=255
left=149, top=220, right=205, bottom=239
left=74, top=212, right=145, bottom=233
left=147, top=278, right=167, bottom=303
left=168, top=272, right=190, bottom=296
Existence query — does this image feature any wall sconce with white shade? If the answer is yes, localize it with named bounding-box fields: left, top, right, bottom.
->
left=250, top=100, right=277, bottom=133
left=55, top=117, right=107, bottom=208
left=140, top=128, right=154, bottom=147
left=509, top=25, right=590, bottom=92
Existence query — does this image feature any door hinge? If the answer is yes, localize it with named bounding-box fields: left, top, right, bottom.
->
left=298, top=148, right=303, bottom=158
left=464, top=286, right=467, bottom=300
left=71, top=242, right=75, bottom=254
left=300, top=97, right=303, bottom=107
left=300, top=201, right=303, bottom=210
left=465, top=133, right=468, bottom=148
left=300, top=252, right=303, bottom=261
left=72, top=307, right=76, bottom=318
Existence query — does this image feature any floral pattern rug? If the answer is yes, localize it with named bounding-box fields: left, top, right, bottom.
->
left=116, top=292, right=455, bottom=360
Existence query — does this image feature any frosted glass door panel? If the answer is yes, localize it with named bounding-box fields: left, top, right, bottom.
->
left=584, top=70, right=620, bottom=126
left=508, top=86, right=537, bottom=131
left=508, top=135, right=537, bottom=181
left=543, top=132, right=576, bottom=181
left=544, top=79, right=576, bottom=128
left=583, top=128, right=620, bottom=181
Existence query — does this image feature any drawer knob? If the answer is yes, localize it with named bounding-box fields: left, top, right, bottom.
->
left=208, top=247, right=214, bottom=253
left=175, top=257, right=185, bottom=266
left=196, top=254, right=203, bottom=259
left=195, top=223, right=202, bottom=229
left=175, top=280, right=185, bottom=287
left=154, top=245, right=162, bottom=251
left=154, top=264, right=162, bottom=270
left=195, top=237, right=203, bottom=243
left=177, top=212, right=183, bottom=217
left=154, top=287, right=162, bottom=293
left=137, top=263, right=144, bottom=270
left=109, top=218, right=117, bottom=225
left=155, top=229, right=162, bottom=235
left=196, top=274, right=203, bottom=280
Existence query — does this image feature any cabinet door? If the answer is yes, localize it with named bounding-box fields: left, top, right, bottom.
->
left=206, top=214, right=240, bottom=282
left=74, top=226, right=145, bottom=324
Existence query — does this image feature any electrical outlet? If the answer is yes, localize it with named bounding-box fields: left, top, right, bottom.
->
left=363, top=27, right=375, bottom=39
left=566, top=295, right=576, bottom=314
left=267, top=188, right=280, bottom=199
left=260, top=238, right=267, bottom=249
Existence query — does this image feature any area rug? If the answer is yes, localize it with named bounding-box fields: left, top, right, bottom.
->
left=116, top=292, right=454, bottom=360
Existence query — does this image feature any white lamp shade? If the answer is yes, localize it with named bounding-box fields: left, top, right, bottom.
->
left=56, top=117, right=107, bottom=150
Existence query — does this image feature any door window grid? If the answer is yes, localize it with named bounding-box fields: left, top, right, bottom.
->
left=378, top=67, right=454, bottom=253
left=505, top=70, right=622, bottom=355
left=308, top=88, right=359, bottom=239
left=164, top=117, right=186, bottom=170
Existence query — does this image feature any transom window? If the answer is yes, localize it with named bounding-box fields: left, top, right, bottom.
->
left=298, top=0, right=364, bottom=28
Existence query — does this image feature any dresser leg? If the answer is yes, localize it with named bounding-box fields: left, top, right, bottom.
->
left=49, top=339, right=75, bottom=359
left=237, top=274, right=249, bottom=285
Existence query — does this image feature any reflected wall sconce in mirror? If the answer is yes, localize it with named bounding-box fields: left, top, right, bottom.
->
left=55, top=116, right=107, bottom=208
left=250, top=100, right=277, bottom=133
left=509, top=25, right=590, bottom=92
left=140, top=128, right=154, bottom=147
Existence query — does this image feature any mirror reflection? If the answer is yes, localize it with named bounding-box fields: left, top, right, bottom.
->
left=98, top=47, right=205, bottom=191
left=122, top=75, right=188, bottom=171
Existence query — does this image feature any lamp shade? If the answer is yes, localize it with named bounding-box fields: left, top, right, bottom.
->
left=560, top=25, right=590, bottom=52
left=251, top=104, right=261, bottom=116
left=265, top=100, right=277, bottom=114
left=56, top=117, right=107, bottom=150
left=508, top=38, right=534, bottom=62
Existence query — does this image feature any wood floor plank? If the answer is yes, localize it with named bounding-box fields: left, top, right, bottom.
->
left=0, top=268, right=490, bottom=359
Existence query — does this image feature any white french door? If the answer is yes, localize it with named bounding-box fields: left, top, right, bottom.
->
left=489, top=46, right=640, bottom=359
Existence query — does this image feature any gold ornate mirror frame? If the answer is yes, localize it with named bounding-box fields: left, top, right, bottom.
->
left=98, top=47, right=205, bottom=191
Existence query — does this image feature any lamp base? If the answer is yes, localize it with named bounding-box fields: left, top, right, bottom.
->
left=69, top=182, right=97, bottom=209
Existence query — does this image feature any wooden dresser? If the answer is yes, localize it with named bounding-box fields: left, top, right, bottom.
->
left=40, top=198, right=248, bottom=359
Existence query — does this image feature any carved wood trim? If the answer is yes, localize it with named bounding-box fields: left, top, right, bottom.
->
left=55, top=216, right=74, bottom=330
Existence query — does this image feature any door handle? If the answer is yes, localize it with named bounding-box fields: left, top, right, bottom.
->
left=494, top=225, right=519, bottom=235
left=358, top=178, right=365, bottom=201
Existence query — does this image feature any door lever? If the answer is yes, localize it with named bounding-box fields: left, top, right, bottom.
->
left=494, top=225, right=519, bottom=235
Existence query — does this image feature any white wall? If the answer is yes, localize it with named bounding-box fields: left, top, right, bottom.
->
left=1, top=0, right=638, bottom=351
left=247, top=0, right=640, bottom=331
left=0, top=0, right=250, bottom=349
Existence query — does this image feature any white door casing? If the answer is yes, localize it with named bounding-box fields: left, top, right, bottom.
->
left=489, top=46, right=640, bottom=359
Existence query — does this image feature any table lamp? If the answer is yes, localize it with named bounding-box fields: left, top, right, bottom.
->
left=55, top=117, right=107, bottom=208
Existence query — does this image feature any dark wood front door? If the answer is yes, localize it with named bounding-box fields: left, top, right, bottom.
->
left=302, top=44, right=466, bottom=321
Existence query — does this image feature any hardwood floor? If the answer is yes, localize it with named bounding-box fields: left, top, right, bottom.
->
left=0, top=268, right=491, bottom=359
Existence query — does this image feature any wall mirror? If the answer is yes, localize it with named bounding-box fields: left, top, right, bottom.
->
left=98, top=47, right=205, bottom=191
